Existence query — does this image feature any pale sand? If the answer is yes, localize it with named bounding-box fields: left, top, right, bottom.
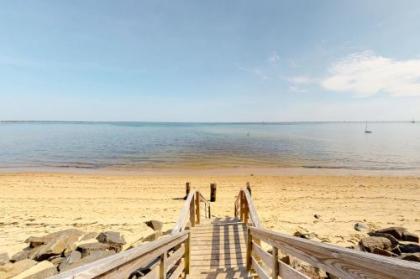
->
left=1, top=172, right=419, bottom=256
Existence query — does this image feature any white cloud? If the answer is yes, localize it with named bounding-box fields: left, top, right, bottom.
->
left=321, top=51, right=420, bottom=97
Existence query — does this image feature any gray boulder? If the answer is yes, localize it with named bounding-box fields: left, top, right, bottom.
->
left=367, top=232, right=399, bottom=247
left=402, top=232, right=419, bottom=243
left=373, top=227, right=407, bottom=240
left=77, top=242, right=111, bottom=257
left=399, top=253, right=420, bottom=262
left=399, top=243, right=420, bottom=254
left=145, top=220, right=163, bottom=231
left=359, top=237, right=393, bottom=253
left=96, top=231, right=126, bottom=252
left=59, top=250, right=115, bottom=272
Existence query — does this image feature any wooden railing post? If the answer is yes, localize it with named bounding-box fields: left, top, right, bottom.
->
left=210, top=183, right=217, bottom=202
left=272, top=246, right=279, bottom=279
left=189, top=193, right=195, bottom=227
left=246, top=227, right=252, bottom=272
left=208, top=204, right=211, bottom=218
left=240, top=191, right=244, bottom=222
left=159, top=251, right=167, bottom=279
left=185, top=232, right=191, bottom=275
left=246, top=182, right=252, bottom=196
left=184, top=182, right=190, bottom=200
left=195, top=192, right=200, bottom=224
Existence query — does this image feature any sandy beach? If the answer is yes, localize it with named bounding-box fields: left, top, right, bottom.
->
left=1, top=172, right=419, bottom=258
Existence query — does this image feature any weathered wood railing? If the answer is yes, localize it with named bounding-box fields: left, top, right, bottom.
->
left=52, top=189, right=210, bottom=279
left=236, top=188, right=420, bottom=279
left=172, top=190, right=211, bottom=233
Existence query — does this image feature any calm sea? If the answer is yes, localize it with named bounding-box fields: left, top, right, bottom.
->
left=0, top=121, right=419, bottom=171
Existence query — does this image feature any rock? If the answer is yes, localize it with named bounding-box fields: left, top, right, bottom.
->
left=96, top=231, right=126, bottom=252
left=57, top=251, right=82, bottom=272
left=402, top=232, right=419, bottom=243
left=80, top=232, right=98, bottom=241
left=77, top=242, right=111, bottom=257
left=359, top=237, right=392, bottom=253
left=392, top=246, right=402, bottom=255
left=25, top=229, right=83, bottom=249
left=293, top=231, right=317, bottom=240
left=0, top=253, right=9, bottom=265
left=48, top=255, right=65, bottom=266
left=371, top=248, right=395, bottom=257
left=373, top=227, right=407, bottom=240
left=399, top=243, right=420, bottom=253
left=24, top=237, right=48, bottom=249
left=354, top=223, right=368, bottom=232
left=12, top=261, right=57, bottom=279
left=0, top=259, right=37, bottom=278
left=59, top=250, right=115, bottom=272
left=10, top=249, right=31, bottom=262
left=399, top=253, right=420, bottom=262
left=34, top=234, right=80, bottom=261
left=145, top=220, right=163, bottom=231
left=66, top=251, right=82, bottom=264
left=367, top=232, right=399, bottom=247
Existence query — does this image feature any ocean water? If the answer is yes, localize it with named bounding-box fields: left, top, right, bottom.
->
left=0, top=121, right=420, bottom=171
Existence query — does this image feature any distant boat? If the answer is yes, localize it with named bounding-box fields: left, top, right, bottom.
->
left=411, top=118, right=416, bottom=124
left=364, top=121, right=372, bottom=134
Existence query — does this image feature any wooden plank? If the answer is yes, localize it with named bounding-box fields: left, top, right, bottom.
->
left=184, top=232, right=190, bottom=275
left=195, top=193, right=200, bottom=225
left=246, top=227, right=252, bottom=271
left=252, top=241, right=272, bottom=269
left=242, top=188, right=261, bottom=228
left=272, top=247, right=279, bottom=279
left=166, top=245, right=185, bottom=273
left=142, top=265, right=159, bottom=279
left=278, top=260, right=311, bottom=279
left=159, top=251, right=167, bottom=279
left=171, top=192, right=195, bottom=234
left=189, top=196, right=195, bottom=227
left=168, top=259, right=184, bottom=279
left=252, top=257, right=270, bottom=279
left=51, top=232, right=188, bottom=279
left=250, top=227, right=420, bottom=279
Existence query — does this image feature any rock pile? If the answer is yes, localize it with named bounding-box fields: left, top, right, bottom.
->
left=358, top=226, right=420, bottom=262
left=0, top=222, right=162, bottom=279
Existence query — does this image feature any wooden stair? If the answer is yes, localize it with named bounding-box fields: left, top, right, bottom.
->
left=188, top=217, right=251, bottom=279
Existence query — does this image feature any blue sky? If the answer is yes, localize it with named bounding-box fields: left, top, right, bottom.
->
left=1, top=0, right=420, bottom=121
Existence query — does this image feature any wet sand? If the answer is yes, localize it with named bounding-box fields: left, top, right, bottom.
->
left=1, top=172, right=419, bottom=257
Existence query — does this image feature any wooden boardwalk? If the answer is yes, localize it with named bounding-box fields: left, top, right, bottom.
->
left=51, top=188, right=420, bottom=279
left=189, top=217, right=250, bottom=278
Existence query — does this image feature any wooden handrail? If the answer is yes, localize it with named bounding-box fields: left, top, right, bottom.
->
left=235, top=188, right=261, bottom=228
left=51, top=231, right=189, bottom=279
left=238, top=188, right=420, bottom=279
left=171, top=190, right=211, bottom=234
left=52, top=189, right=210, bottom=279
left=249, top=227, right=420, bottom=279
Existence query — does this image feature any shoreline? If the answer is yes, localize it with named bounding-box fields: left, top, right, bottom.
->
left=1, top=166, right=420, bottom=177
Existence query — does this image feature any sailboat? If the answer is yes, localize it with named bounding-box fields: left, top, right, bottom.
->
left=364, top=121, right=372, bottom=134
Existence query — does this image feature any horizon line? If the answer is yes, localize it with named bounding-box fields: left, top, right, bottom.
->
left=0, top=120, right=417, bottom=124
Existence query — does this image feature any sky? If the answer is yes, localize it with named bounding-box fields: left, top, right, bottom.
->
left=1, top=0, right=420, bottom=122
